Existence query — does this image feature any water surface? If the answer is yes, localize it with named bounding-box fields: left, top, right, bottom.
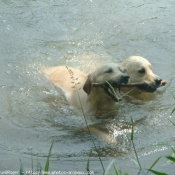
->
left=0, top=0, right=175, bottom=174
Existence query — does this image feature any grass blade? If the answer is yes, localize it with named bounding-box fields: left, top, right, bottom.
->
left=130, top=158, right=140, bottom=168
left=171, top=146, right=175, bottom=155
left=106, top=81, right=133, bottom=101
left=106, top=81, right=120, bottom=101
left=147, top=169, right=168, bottom=175
left=169, top=120, right=175, bottom=127
left=148, top=156, right=162, bottom=173
left=130, top=117, right=134, bottom=141
left=130, top=117, right=142, bottom=172
left=86, top=158, right=90, bottom=174
left=165, top=155, right=175, bottom=162
left=44, top=140, right=54, bottom=175
left=113, top=165, right=119, bottom=175
left=105, top=159, right=116, bottom=174
left=31, top=150, right=33, bottom=173
left=170, top=108, right=175, bottom=115
left=19, top=159, right=25, bottom=175
left=76, top=86, right=105, bottom=174
left=170, top=94, right=175, bottom=115
left=121, top=89, right=134, bottom=98
left=172, top=93, right=175, bottom=100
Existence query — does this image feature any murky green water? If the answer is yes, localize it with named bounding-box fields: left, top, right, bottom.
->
left=1, top=0, right=175, bottom=174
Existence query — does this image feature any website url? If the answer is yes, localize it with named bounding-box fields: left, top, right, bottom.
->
left=25, top=171, right=94, bottom=175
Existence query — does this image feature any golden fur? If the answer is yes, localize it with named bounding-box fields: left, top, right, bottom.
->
left=43, top=63, right=128, bottom=114
left=43, top=56, right=162, bottom=114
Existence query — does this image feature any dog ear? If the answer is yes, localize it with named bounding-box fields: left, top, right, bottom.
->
left=83, top=75, right=92, bottom=95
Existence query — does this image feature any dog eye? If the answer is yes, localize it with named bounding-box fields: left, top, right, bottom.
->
left=138, top=68, right=145, bottom=74
left=105, top=68, right=113, bottom=73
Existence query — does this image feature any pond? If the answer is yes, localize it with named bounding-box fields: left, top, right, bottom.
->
left=0, top=0, right=175, bottom=174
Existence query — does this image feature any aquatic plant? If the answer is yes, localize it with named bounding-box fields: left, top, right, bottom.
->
left=19, top=140, right=54, bottom=175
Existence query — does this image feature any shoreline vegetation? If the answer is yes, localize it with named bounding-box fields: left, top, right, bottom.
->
left=17, top=82, right=175, bottom=175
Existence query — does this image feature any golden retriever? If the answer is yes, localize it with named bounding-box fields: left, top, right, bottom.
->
left=43, top=56, right=166, bottom=114
left=119, top=56, right=166, bottom=100
left=43, top=63, right=129, bottom=114
left=42, top=56, right=166, bottom=143
left=120, top=56, right=162, bottom=92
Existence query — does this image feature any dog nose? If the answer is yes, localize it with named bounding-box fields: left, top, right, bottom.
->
left=121, top=74, right=130, bottom=83
left=155, top=77, right=162, bottom=86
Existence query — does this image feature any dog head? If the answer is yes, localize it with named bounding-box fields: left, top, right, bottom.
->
left=83, top=63, right=130, bottom=102
left=119, top=56, right=162, bottom=92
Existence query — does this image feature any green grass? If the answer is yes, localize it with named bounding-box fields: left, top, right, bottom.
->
left=113, top=166, right=129, bottom=175
left=19, top=140, right=54, bottom=175
left=19, top=159, right=24, bottom=175
left=44, top=140, right=54, bottom=175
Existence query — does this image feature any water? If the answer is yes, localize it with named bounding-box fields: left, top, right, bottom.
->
left=0, top=0, right=175, bottom=174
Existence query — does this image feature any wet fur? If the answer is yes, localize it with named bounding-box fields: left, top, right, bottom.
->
left=43, top=56, right=162, bottom=113
left=119, top=56, right=162, bottom=100
left=43, top=63, right=126, bottom=114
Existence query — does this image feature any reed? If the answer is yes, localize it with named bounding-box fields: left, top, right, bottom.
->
left=44, top=140, right=54, bottom=175
left=19, top=140, right=54, bottom=175
left=66, top=66, right=106, bottom=174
